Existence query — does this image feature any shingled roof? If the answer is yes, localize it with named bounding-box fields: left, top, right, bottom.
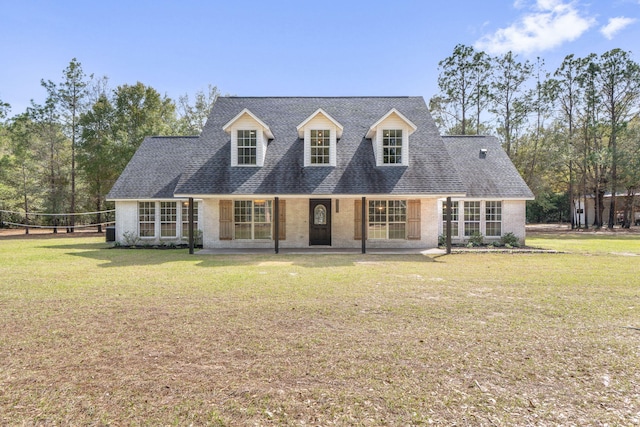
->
left=443, top=135, right=534, bottom=199
left=107, top=136, right=199, bottom=199
left=110, top=98, right=534, bottom=201
left=173, top=97, right=466, bottom=196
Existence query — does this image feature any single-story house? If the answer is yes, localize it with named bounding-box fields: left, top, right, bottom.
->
left=106, top=96, right=534, bottom=251
left=573, top=193, right=640, bottom=227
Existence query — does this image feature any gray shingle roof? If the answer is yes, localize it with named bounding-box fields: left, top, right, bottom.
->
left=443, top=135, right=534, bottom=199
left=107, top=136, right=199, bottom=199
left=174, top=97, right=466, bottom=196
left=108, top=98, right=531, bottom=201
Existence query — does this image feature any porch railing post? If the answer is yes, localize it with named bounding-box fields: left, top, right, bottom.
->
left=274, top=197, right=279, bottom=254
left=446, top=197, right=452, bottom=255
left=361, top=196, right=366, bottom=254
left=188, top=197, right=194, bottom=255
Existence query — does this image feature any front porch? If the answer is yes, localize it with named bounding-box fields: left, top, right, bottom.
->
left=196, top=247, right=446, bottom=255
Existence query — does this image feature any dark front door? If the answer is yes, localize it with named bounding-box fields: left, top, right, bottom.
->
left=309, top=199, right=331, bottom=246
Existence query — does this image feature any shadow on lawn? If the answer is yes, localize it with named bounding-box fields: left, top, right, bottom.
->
left=56, top=245, right=439, bottom=268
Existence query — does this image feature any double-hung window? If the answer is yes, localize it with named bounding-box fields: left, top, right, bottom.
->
left=234, top=200, right=272, bottom=240
left=181, top=201, right=198, bottom=239
left=368, top=200, right=407, bottom=239
left=442, top=201, right=459, bottom=237
left=464, top=201, right=481, bottom=237
left=237, top=130, right=257, bottom=165
left=139, top=202, right=156, bottom=237
left=310, top=130, right=330, bottom=164
left=485, top=201, right=502, bottom=237
left=160, top=202, right=177, bottom=237
left=382, top=130, right=403, bottom=164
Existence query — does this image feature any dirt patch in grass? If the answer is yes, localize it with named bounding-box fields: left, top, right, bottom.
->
left=0, top=227, right=104, bottom=239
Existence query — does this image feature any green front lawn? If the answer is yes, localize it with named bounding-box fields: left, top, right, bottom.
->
left=1, top=233, right=638, bottom=425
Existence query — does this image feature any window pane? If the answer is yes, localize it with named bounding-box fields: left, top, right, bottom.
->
left=237, top=130, right=257, bottom=165
left=464, top=201, right=481, bottom=236
left=388, top=223, right=405, bottom=239
left=310, top=129, right=330, bottom=164
left=234, top=223, right=251, bottom=239
left=254, top=224, right=271, bottom=240
left=368, top=200, right=407, bottom=239
left=181, top=201, right=198, bottom=238
left=383, top=129, right=403, bottom=164
left=160, top=202, right=177, bottom=237
left=139, top=202, right=155, bottom=237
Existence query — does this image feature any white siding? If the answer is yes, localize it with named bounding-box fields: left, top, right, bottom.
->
left=301, top=115, right=338, bottom=167
left=372, top=113, right=411, bottom=166
left=228, top=113, right=267, bottom=167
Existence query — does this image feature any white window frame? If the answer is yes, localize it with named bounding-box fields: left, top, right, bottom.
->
left=442, top=200, right=459, bottom=237
left=160, top=202, right=177, bottom=238
left=234, top=200, right=273, bottom=240
left=485, top=201, right=502, bottom=237
left=181, top=201, right=199, bottom=239
left=310, top=129, right=331, bottom=165
left=464, top=201, right=481, bottom=237
left=382, top=129, right=403, bottom=164
left=138, top=201, right=156, bottom=238
left=237, top=130, right=257, bottom=165
left=368, top=200, right=407, bottom=240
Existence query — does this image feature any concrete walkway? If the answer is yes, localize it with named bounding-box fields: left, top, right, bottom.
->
left=196, top=247, right=446, bottom=256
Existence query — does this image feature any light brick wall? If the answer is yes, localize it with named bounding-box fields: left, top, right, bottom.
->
left=114, top=201, right=138, bottom=243
left=502, top=200, right=527, bottom=244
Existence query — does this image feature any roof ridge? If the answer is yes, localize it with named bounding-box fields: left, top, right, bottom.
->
left=148, top=135, right=199, bottom=139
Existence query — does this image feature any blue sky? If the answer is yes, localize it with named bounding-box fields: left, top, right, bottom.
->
left=1, top=0, right=639, bottom=116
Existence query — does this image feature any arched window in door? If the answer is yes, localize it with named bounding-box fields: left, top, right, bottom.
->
left=314, top=204, right=327, bottom=225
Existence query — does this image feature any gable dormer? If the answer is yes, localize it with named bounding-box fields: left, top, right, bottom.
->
left=366, top=108, right=417, bottom=167
left=223, top=108, right=274, bottom=167
left=296, top=108, right=343, bottom=167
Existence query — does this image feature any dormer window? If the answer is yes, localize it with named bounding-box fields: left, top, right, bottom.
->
left=297, top=109, right=343, bottom=167
left=223, top=108, right=273, bottom=167
left=382, top=129, right=403, bottom=164
left=310, top=130, right=330, bottom=164
left=237, top=130, right=257, bottom=165
left=366, top=109, right=417, bottom=167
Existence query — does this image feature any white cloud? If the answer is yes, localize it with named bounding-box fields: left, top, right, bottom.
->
left=475, top=0, right=596, bottom=55
left=600, top=16, right=637, bottom=40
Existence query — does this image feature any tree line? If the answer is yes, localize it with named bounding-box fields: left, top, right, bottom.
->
left=430, top=45, right=640, bottom=228
left=2, top=51, right=639, bottom=230
left=0, top=58, right=219, bottom=231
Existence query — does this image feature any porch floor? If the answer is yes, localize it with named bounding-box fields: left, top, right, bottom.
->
left=196, top=247, right=446, bottom=256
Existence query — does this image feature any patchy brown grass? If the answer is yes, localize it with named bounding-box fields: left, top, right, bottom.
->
left=1, top=234, right=639, bottom=425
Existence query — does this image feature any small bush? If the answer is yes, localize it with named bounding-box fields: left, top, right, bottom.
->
left=468, top=232, right=484, bottom=247
left=438, top=234, right=446, bottom=247
left=122, top=231, right=141, bottom=247
left=500, top=232, right=520, bottom=248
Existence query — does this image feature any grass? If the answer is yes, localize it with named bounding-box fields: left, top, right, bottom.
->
left=1, top=231, right=639, bottom=425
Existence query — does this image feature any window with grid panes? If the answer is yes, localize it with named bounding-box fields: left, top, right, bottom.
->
left=310, top=130, right=330, bottom=164
left=237, top=130, right=257, bottom=165
left=160, top=202, right=177, bottom=237
left=442, top=201, right=459, bottom=237
left=181, top=201, right=198, bottom=238
left=234, top=200, right=272, bottom=239
left=368, top=200, right=407, bottom=239
left=464, top=201, right=481, bottom=237
left=382, top=129, right=402, bottom=164
left=138, top=202, right=156, bottom=237
left=485, top=201, right=502, bottom=237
